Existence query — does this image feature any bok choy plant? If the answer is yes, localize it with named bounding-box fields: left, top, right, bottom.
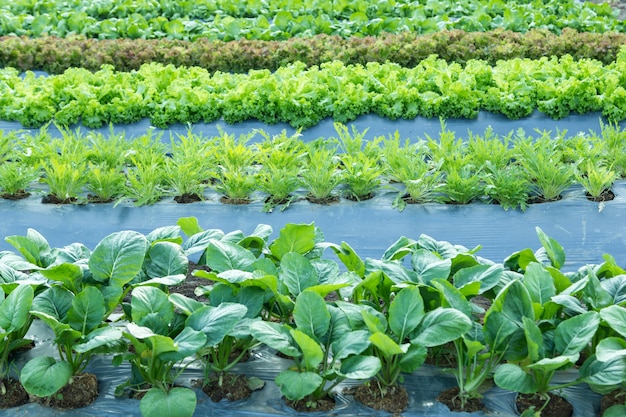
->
left=251, top=290, right=381, bottom=409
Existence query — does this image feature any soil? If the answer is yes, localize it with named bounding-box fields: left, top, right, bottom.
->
left=527, top=195, right=562, bottom=204
left=1, top=190, right=30, bottom=200
left=36, top=373, right=99, bottom=409
left=0, top=378, right=29, bottom=408
left=585, top=189, right=615, bottom=202
left=344, top=192, right=375, bottom=202
left=346, top=382, right=409, bottom=414
left=305, top=194, right=340, bottom=204
left=87, top=194, right=114, bottom=204
left=437, top=386, right=486, bottom=413
left=41, top=194, right=78, bottom=204
left=174, top=193, right=203, bottom=203
left=601, top=389, right=625, bottom=414
left=202, top=373, right=252, bottom=402
left=284, top=394, right=336, bottom=412
left=515, top=392, right=574, bottom=417
left=219, top=196, right=251, bottom=204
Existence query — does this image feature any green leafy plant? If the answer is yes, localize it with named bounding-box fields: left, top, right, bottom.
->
left=484, top=162, right=531, bottom=211
left=251, top=290, right=380, bottom=409
left=576, top=161, right=618, bottom=201
left=41, top=157, right=87, bottom=203
left=120, top=155, right=168, bottom=206
left=441, top=162, right=484, bottom=204
left=85, top=163, right=126, bottom=203
left=116, top=286, right=205, bottom=417
left=0, top=284, right=35, bottom=395
left=0, top=162, right=40, bottom=198
left=300, top=141, right=342, bottom=202
left=212, top=130, right=258, bottom=203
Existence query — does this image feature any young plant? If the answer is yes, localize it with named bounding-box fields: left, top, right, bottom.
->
left=0, top=162, right=40, bottom=198
left=85, top=163, right=126, bottom=203
left=339, top=152, right=383, bottom=201
left=484, top=162, right=532, bottom=211
left=256, top=130, right=305, bottom=212
left=576, top=161, right=618, bottom=201
left=116, top=286, right=206, bottom=417
left=85, top=128, right=132, bottom=169
left=120, top=154, right=168, bottom=206
left=212, top=130, right=258, bottom=203
left=42, top=157, right=87, bottom=203
left=515, top=131, right=574, bottom=202
left=251, top=290, right=381, bottom=409
left=441, top=161, right=484, bottom=204
left=0, top=284, right=34, bottom=400
left=21, top=285, right=125, bottom=402
left=340, top=285, right=472, bottom=403
left=300, top=142, right=342, bottom=202
left=164, top=158, right=208, bottom=202
left=467, top=127, right=513, bottom=170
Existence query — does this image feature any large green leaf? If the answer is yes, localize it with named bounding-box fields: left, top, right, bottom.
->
left=388, top=286, right=424, bottom=340
left=411, top=307, right=472, bottom=347
left=146, top=226, right=181, bottom=244
left=326, top=241, right=365, bottom=276
left=279, top=252, right=318, bottom=296
left=369, top=332, right=404, bottom=359
left=600, top=305, right=626, bottom=338
left=331, top=329, right=371, bottom=361
left=398, top=343, right=427, bottom=373
left=21, top=356, right=73, bottom=397
left=486, top=279, right=534, bottom=325
left=269, top=223, right=316, bottom=260
left=453, top=263, right=503, bottom=296
left=0, top=283, right=33, bottom=332
left=293, top=291, right=329, bottom=341
left=595, top=337, right=626, bottom=362
left=182, top=228, right=225, bottom=256
left=339, top=355, right=381, bottom=379
left=186, top=303, right=247, bottom=346
left=275, top=370, right=322, bottom=401
left=483, top=310, right=521, bottom=355
left=131, top=286, right=174, bottom=328
left=31, top=286, right=73, bottom=321
left=604, top=405, right=626, bottom=417
left=554, top=311, right=600, bottom=356
left=5, top=228, right=52, bottom=268
left=249, top=320, right=300, bottom=357
left=600, top=275, right=626, bottom=305
left=203, top=240, right=256, bottom=273
left=523, top=262, right=556, bottom=314
left=160, top=327, right=206, bottom=362
left=140, top=387, right=196, bottom=417
left=40, top=263, right=84, bottom=294
left=365, top=258, right=418, bottom=285
left=74, top=326, right=123, bottom=353
left=176, top=217, right=204, bottom=237
left=494, top=363, right=537, bottom=394
left=430, top=278, right=472, bottom=318
left=66, top=286, right=106, bottom=335
left=144, top=242, right=188, bottom=279
left=291, top=328, right=323, bottom=371
left=579, top=354, right=626, bottom=387
left=535, top=227, right=565, bottom=269
left=411, top=249, right=452, bottom=284
left=89, top=231, right=148, bottom=285
left=522, top=316, right=543, bottom=363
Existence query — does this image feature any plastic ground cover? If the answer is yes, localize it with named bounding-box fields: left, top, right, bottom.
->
left=9, top=320, right=601, bottom=417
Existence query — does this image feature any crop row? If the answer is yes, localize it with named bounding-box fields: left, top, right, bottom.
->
left=3, top=53, right=626, bottom=130
left=1, top=220, right=625, bottom=416
left=2, top=29, right=626, bottom=75
left=1, top=0, right=622, bottom=40
left=1, top=122, right=625, bottom=211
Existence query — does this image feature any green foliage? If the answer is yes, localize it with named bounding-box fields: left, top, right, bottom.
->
left=0, top=162, right=39, bottom=196
left=300, top=141, right=342, bottom=201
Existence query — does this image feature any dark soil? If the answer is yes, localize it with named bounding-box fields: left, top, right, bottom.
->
left=1, top=190, right=30, bottom=200
left=346, top=382, right=408, bottom=414
left=37, top=373, right=99, bottom=409
left=174, top=193, right=203, bottom=203
left=437, top=386, right=486, bottom=413
left=515, top=392, right=574, bottom=417
left=585, top=189, right=615, bottom=202
left=0, top=378, right=29, bottom=408
left=202, top=374, right=252, bottom=402
left=601, top=389, right=625, bottom=414
left=306, top=194, right=340, bottom=204
left=284, top=394, right=336, bottom=412
left=527, top=195, right=562, bottom=204
left=219, top=196, right=251, bottom=204
left=87, top=194, right=114, bottom=204
left=344, top=192, right=374, bottom=202
left=41, top=194, right=78, bottom=204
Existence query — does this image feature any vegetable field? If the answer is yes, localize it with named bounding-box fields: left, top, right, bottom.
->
left=1, top=1, right=626, bottom=417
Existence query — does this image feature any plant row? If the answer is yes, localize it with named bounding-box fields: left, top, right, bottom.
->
left=1, top=219, right=625, bottom=416
left=1, top=122, right=625, bottom=211
left=1, top=0, right=622, bottom=41
left=2, top=29, right=626, bottom=75
left=3, top=53, right=626, bottom=129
